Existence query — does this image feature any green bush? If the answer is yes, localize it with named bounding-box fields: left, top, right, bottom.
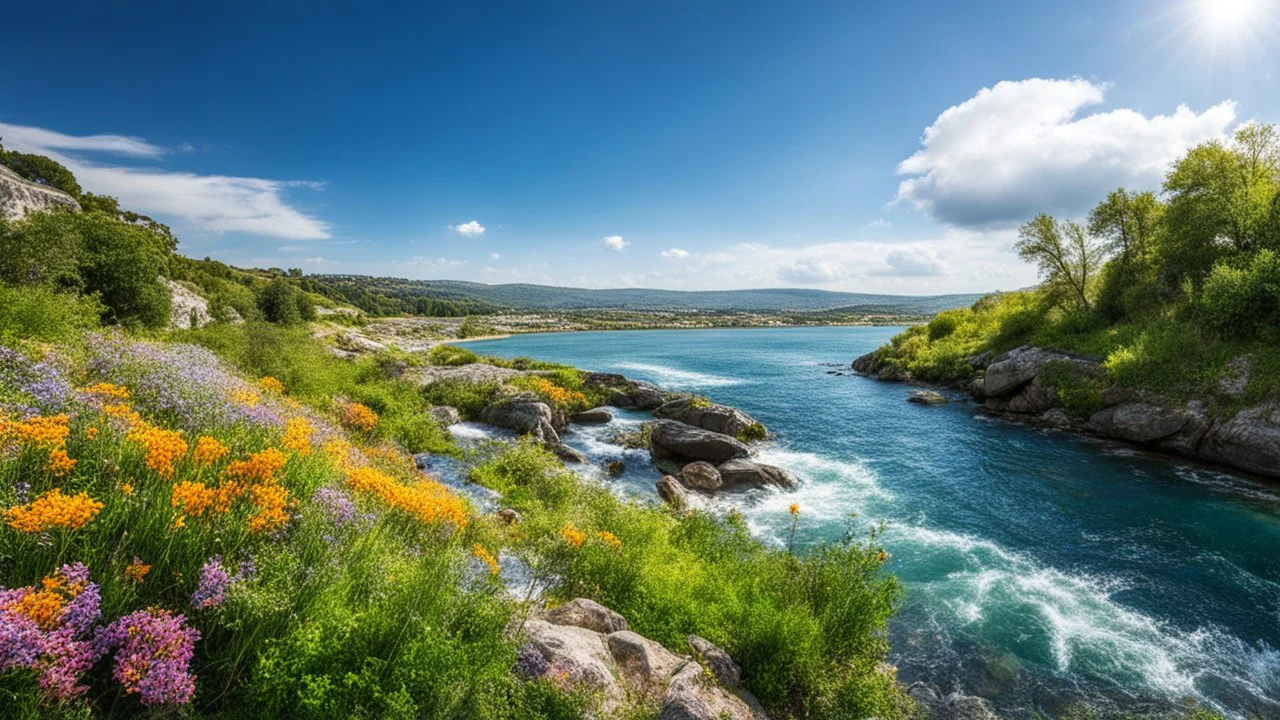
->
left=421, top=378, right=503, bottom=419
left=429, top=344, right=481, bottom=366
left=0, top=283, right=102, bottom=343
left=0, top=213, right=81, bottom=290
left=1199, top=250, right=1280, bottom=340
left=75, top=212, right=172, bottom=327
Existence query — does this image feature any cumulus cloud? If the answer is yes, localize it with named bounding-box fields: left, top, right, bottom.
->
left=602, top=235, right=629, bottom=251
left=0, top=121, right=331, bottom=240
left=660, top=248, right=689, bottom=259
left=871, top=247, right=948, bottom=277
left=894, top=78, right=1236, bottom=227
left=777, top=258, right=849, bottom=284
left=450, top=220, right=486, bottom=237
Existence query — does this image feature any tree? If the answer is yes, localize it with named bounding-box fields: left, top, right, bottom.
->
left=256, top=278, right=303, bottom=324
left=0, top=141, right=82, bottom=198
left=1016, top=214, right=1106, bottom=311
left=75, top=213, right=172, bottom=328
left=1087, top=189, right=1163, bottom=264
left=0, top=212, right=82, bottom=290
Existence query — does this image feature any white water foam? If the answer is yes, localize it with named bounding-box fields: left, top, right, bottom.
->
left=610, top=361, right=745, bottom=389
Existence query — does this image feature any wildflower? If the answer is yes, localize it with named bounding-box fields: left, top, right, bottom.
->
left=80, top=382, right=130, bottom=400
left=314, top=487, right=358, bottom=526
left=126, top=422, right=188, bottom=478
left=171, top=515, right=186, bottom=531
left=122, top=482, right=135, bottom=496
left=5, top=489, right=104, bottom=533
left=472, top=544, right=500, bottom=575
left=191, top=436, right=229, bottom=466
left=231, top=387, right=260, bottom=408
left=281, top=416, right=314, bottom=456
left=789, top=503, right=800, bottom=517
left=123, top=558, right=152, bottom=583
left=0, top=563, right=103, bottom=700
left=595, top=531, right=622, bottom=551
left=339, top=401, right=378, bottom=431
left=0, top=347, right=76, bottom=415
left=247, top=483, right=291, bottom=533
left=559, top=524, right=586, bottom=548
left=259, top=376, right=285, bottom=394
left=46, top=448, right=76, bottom=477
left=191, top=557, right=232, bottom=610
left=345, top=466, right=468, bottom=529
left=877, top=549, right=888, bottom=564
left=95, top=608, right=200, bottom=706
left=85, top=426, right=99, bottom=440
left=520, top=377, right=588, bottom=409
left=5, top=414, right=71, bottom=448
left=224, top=447, right=287, bottom=486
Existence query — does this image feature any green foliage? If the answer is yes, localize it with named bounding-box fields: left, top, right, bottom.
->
left=75, top=212, right=172, bottom=327
left=1016, top=214, right=1105, bottom=311
left=0, top=213, right=81, bottom=290
left=458, top=316, right=498, bottom=338
left=0, top=283, right=102, bottom=344
left=1038, top=360, right=1108, bottom=419
left=0, top=142, right=82, bottom=197
left=1198, top=249, right=1280, bottom=340
left=421, top=378, right=503, bottom=419
left=429, top=344, right=481, bottom=366
left=737, top=421, right=768, bottom=443
left=469, top=442, right=910, bottom=720
left=687, top=395, right=713, bottom=410
left=257, top=278, right=307, bottom=325
left=610, top=422, right=654, bottom=450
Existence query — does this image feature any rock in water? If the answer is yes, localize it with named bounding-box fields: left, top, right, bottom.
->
left=428, top=405, right=461, bottom=426
left=678, top=461, right=722, bottom=490
left=543, top=598, right=630, bottom=634
left=1200, top=403, right=1280, bottom=478
left=653, top=397, right=762, bottom=438
left=480, top=392, right=560, bottom=444
left=907, top=390, right=947, bottom=405
left=650, top=420, right=749, bottom=465
left=657, top=476, right=689, bottom=510
left=716, top=458, right=798, bottom=489
left=571, top=408, right=613, bottom=424
left=553, top=443, right=588, bottom=464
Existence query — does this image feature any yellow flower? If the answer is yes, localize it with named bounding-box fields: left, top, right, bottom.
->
left=4, top=489, right=104, bottom=533
left=339, top=401, right=379, bottom=432
left=121, top=482, right=135, bottom=496
left=559, top=524, right=586, bottom=548
left=171, top=514, right=186, bottom=531
left=224, top=448, right=288, bottom=486
left=595, top=531, right=622, bottom=551
left=231, top=387, right=260, bottom=408
left=472, top=544, right=500, bottom=575
left=281, top=417, right=314, bottom=457
left=345, top=466, right=468, bottom=529
left=259, top=376, right=285, bottom=394
left=3, top=414, right=71, bottom=448
left=80, top=382, right=131, bottom=400
left=247, top=482, right=291, bottom=533
left=192, top=436, right=230, bottom=466
left=46, top=448, right=77, bottom=477
left=171, top=481, right=217, bottom=517
left=85, top=426, right=99, bottom=440
left=126, top=421, right=188, bottom=478
left=1, top=566, right=92, bottom=631
left=123, top=558, right=152, bottom=583
left=789, top=503, right=800, bottom=517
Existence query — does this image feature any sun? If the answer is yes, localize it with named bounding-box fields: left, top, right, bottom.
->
left=1199, top=0, right=1265, bottom=39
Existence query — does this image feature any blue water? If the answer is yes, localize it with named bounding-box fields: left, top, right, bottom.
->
left=460, top=326, right=1280, bottom=718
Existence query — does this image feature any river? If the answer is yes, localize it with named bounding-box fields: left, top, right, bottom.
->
left=458, top=326, right=1280, bottom=719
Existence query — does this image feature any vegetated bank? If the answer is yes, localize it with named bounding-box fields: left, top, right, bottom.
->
left=0, top=142, right=909, bottom=718
left=853, top=124, right=1280, bottom=480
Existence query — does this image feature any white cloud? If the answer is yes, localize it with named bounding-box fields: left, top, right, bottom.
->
left=777, top=258, right=849, bottom=284
left=660, top=248, right=689, bottom=259
left=894, top=78, right=1236, bottom=227
left=302, top=256, right=328, bottom=264
left=489, top=252, right=501, bottom=260
left=450, top=220, right=486, bottom=237
left=867, top=218, right=892, bottom=229
left=872, top=247, right=948, bottom=277
left=602, top=235, right=629, bottom=251
left=0, top=121, right=331, bottom=240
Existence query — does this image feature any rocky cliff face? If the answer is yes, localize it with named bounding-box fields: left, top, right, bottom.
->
left=854, top=345, right=1280, bottom=480
left=0, top=164, right=80, bottom=220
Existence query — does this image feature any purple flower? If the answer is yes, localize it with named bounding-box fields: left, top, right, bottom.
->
left=513, top=645, right=549, bottom=678
left=314, top=487, right=357, bottom=525
left=0, top=563, right=104, bottom=700
left=191, top=556, right=232, bottom=610
left=95, top=609, right=200, bottom=706
left=0, top=607, right=43, bottom=671
left=36, top=628, right=99, bottom=700
left=0, top=345, right=77, bottom=416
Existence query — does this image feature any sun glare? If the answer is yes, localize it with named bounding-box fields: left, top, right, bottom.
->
left=1199, top=0, right=1263, bottom=38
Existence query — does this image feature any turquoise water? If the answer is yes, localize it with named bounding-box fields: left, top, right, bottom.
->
left=460, top=326, right=1280, bottom=718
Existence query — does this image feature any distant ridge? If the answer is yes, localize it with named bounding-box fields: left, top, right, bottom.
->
left=313, top=275, right=984, bottom=315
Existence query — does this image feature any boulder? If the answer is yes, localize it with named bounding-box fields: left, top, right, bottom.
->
left=906, top=682, right=998, bottom=720
left=660, top=662, right=769, bottom=720
left=654, top=398, right=762, bottom=438
left=678, top=461, right=722, bottom=491
left=413, top=453, right=430, bottom=470
left=687, top=635, right=741, bottom=688
left=480, top=392, right=560, bottom=444
left=1200, top=403, right=1280, bottom=478
left=653, top=456, right=688, bottom=477
left=428, top=405, right=462, bottom=427
left=985, top=375, right=1056, bottom=415
left=982, top=346, right=1099, bottom=398
left=543, top=598, right=629, bottom=634
left=716, top=459, right=798, bottom=489
left=650, top=420, right=749, bottom=465
left=907, top=390, right=947, bottom=405
left=1087, top=402, right=1189, bottom=443
left=1218, top=356, right=1254, bottom=400
left=523, top=619, right=625, bottom=707
left=607, top=631, right=687, bottom=697
left=553, top=443, right=589, bottom=464
left=496, top=508, right=522, bottom=526
left=571, top=408, right=613, bottom=424
left=585, top=372, right=665, bottom=410
left=166, top=280, right=214, bottom=329
left=967, top=378, right=986, bottom=403
left=851, top=352, right=875, bottom=374
left=657, top=476, right=690, bottom=510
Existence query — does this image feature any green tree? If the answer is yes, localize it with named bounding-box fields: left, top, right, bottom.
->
left=1016, top=214, right=1106, bottom=311
left=256, top=278, right=303, bottom=324
left=75, top=212, right=172, bottom=327
left=0, top=212, right=82, bottom=290
left=1087, top=188, right=1163, bottom=264
left=0, top=141, right=82, bottom=198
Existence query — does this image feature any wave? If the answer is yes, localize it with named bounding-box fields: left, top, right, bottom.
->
left=609, top=362, right=745, bottom=389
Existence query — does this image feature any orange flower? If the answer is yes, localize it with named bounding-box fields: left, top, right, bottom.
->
left=224, top=448, right=288, bottom=486
left=345, top=466, right=468, bottom=528
left=3, top=414, right=71, bottom=448
left=192, top=436, right=230, bottom=466
left=472, top=544, right=500, bottom=575
left=259, top=376, right=285, bottom=394
left=2, top=566, right=94, bottom=631
left=231, top=387, right=260, bottom=407
left=103, top=402, right=142, bottom=427
left=171, top=481, right=217, bottom=517
left=559, top=524, right=586, bottom=548
left=46, top=448, right=77, bottom=477
left=281, top=417, right=314, bottom=457
left=121, top=482, right=135, bottom=496
left=123, top=558, right=151, bottom=582
left=521, top=378, right=588, bottom=408
left=126, top=422, right=188, bottom=478
left=339, top=401, right=378, bottom=432
left=4, top=489, right=104, bottom=533
left=788, top=503, right=800, bottom=517
left=171, top=514, right=186, bottom=531
left=80, top=382, right=130, bottom=400
left=85, top=426, right=99, bottom=440
left=595, top=531, right=622, bottom=551
left=247, top=482, right=291, bottom=533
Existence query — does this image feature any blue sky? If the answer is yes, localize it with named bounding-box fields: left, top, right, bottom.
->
left=2, top=0, right=1277, bottom=293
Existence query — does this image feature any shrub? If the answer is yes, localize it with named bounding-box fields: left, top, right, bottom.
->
left=737, top=421, right=767, bottom=443
left=75, top=212, right=172, bottom=328
left=429, top=344, right=480, bottom=366
left=0, top=284, right=101, bottom=343
left=1199, top=250, right=1280, bottom=340
left=421, top=378, right=502, bottom=419
left=257, top=278, right=304, bottom=324
left=0, top=213, right=81, bottom=290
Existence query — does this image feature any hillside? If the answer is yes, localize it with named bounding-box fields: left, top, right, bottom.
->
left=308, top=276, right=983, bottom=315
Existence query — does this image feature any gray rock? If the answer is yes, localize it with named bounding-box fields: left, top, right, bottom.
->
left=571, top=408, right=613, bottom=424
left=1200, top=403, right=1280, bottom=478
left=679, top=461, right=722, bottom=490
left=413, top=453, right=430, bottom=470
left=166, top=280, right=214, bottom=329
left=523, top=619, right=625, bottom=708
left=716, top=459, right=798, bottom=489
left=428, top=405, right=462, bottom=426
left=607, top=631, right=687, bottom=697
left=907, top=682, right=998, bottom=720
left=543, top=598, right=629, bottom=634
left=851, top=351, right=875, bottom=374
left=657, top=476, right=690, bottom=510
left=1087, top=402, right=1189, bottom=443
left=654, top=397, right=762, bottom=438
left=0, top=165, right=81, bottom=221
left=586, top=373, right=664, bottom=410
left=1157, top=401, right=1212, bottom=457
left=968, top=378, right=987, bottom=402
left=986, top=375, right=1057, bottom=415
left=653, top=456, right=688, bottom=477
left=480, top=392, right=560, bottom=444
left=650, top=420, right=749, bottom=465
left=1040, top=408, right=1074, bottom=429
left=660, top=662, right=769, bottom=720
left=983, top=346, right=1091, bottom=397
left=1219, top=356, right=1254, bottom=400
left=553, top=443, right=589, bottom=464
left=907, top=390, right=947, bottom=405
left=687, top=635, right=741, bottom=688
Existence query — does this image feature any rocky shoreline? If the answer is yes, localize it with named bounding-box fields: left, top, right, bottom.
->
left=853, top=345, right=1280, bottom=481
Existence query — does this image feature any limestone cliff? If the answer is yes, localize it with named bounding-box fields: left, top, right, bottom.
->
left=0, top=164, right=81, bottom=220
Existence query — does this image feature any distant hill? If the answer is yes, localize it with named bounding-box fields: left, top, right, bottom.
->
left=309, top=275, right=984, bottom=315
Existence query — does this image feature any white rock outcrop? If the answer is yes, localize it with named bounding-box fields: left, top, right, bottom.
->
left=0, top=165, right=80, bottom=220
